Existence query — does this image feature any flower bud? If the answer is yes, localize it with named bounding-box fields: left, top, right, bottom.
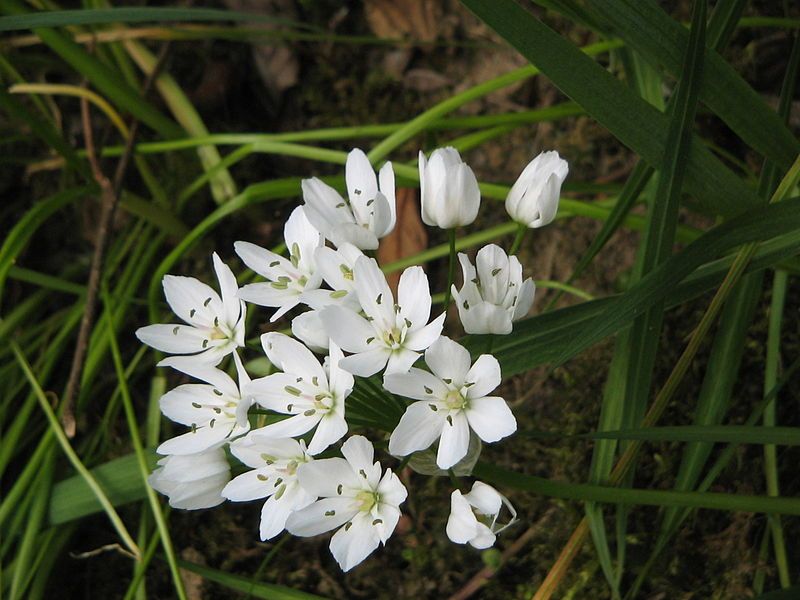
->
left=451, top=244, right=535, bottom=335
left=505, top=151, right=568, bottom=228
left=148, top=447, right=231, bottom=510
left=419, top=147, right=480, bottom=229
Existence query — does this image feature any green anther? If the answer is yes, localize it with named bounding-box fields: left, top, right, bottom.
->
left=287, top=404, right=293, bottom=412
left=192, top=402, right=201, bottom=408
left=303, top=409, right=316, bottom=416
left=424, top=386, right=433, bottom=394
left=213, top=389, right=223, bottom=396
left=463, top=300, right=469, bottom=309
left=366, top=198, right=374, bottom=206
left=443, top=378, right=452, bottom=384
left=471, top=277, right=480, bottom=285
left=492, top=268, right=502, bottom=276
left=213, top=407, right=222, bottom=414
left=284, top=386, right=302, bottom=396
left=312, top=376, right=319, bottom=386
left=270, top=281, right=288, bottom=290
left=274, top=484, right=287, bottom=500
left=429, top=404, right=438, bottom=411
left=446, top=415, right=453, bottom=426
left=337, top=484, right=343, bottom=495
left=354, top=188, right=362, bottom=195
left=345, top=522, right=353, bottom=531
left=260, top=453, right=276, bottom=463
left=278, top=276, right=291, bottom=283
left=172, top=326, right=180, bottom=335
left=376, top=293, right=382, bottom=305
left=372, top=519, right=383, bottom=525
left=404, top=318, right=412, bottom=328
left=292, top=243, right=301, bottom=262
left=189, top=309, right=196, bottom=318
left=298, top=275, right=308, bottom=287
left=191, top=423, right=197, bottom=433
left=314, top=393, right=328, bottom=402
left=336, top=202, right=346, bottom=208
left=325, top=510, right=336, bottom=516
left=394, top=303, right=400, bottom=312
left=204, top=297, right=212, bottom=306
left=296, top=377, right=303, bottom=382
left=359, top=469, right=367, bottom=478
left=269, top=260, right=280, bottom=267
left=202, top=339, right=209, bottom=348
left=257, top=474, right=268, bottom=481
left=213, top=316, right=219, bottom=327
left=366, top=337, right=375, bottom=345
left=274, top=478, right=283, bottom=487
left=330, top=290, right=348, bottom=299
left=290, top=254, right=299, bottom=268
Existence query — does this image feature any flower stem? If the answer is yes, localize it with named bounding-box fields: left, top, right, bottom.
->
left=442, top=228, right=457, bottom=312
left=509, top=222, right=527, bottom=255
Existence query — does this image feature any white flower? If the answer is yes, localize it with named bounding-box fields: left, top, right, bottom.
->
left=148, top=447, right=231, bottom=510
left=287, top=435, right=408, bottom=572
left=291, top=310, right=330, bottom=353
left=446, top=481, right=517, bottom=549
left=235, top=206, right=323, bottom=322
left=300, top=242, right=364, bottom=311
left=156, top=353, right=252, bottom=455
left=222, top=434, right=315, bottom=540
left=505, top=150, right=568, bottom=228
left=136, top=253, right=245, bottom=372
left=451, top=244, right=535, bottom=335
left=322, top=256, right=445, bottom=377
left=247, top=333, right=352, bottom=455
left=302, top=149, right=396, bottom=250
left=418, top=147, right=480, bottom=229
left=385, top=336, right=516, bottom=469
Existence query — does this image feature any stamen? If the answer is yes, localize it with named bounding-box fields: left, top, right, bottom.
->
left=284, top=386, right=302, bottom=396
left=213, top=316, right=219, bottom=327
left=424, top=386, right=433, bottom=394
left=303, top=409, right=316, bottom=416
left=336, top=202, right=346, bottom=208
left=372, top=518, right=383, bottom=525
left=492, top=268, right=502, bottom=276
left=192, top=402, right=201, bottom=408
left=269, top=260, right=280, bottom=267
left=366, top=336, right=375, bottom=344
left=359, top=469, right=367, bottom=479
left=312, top=376, right=319, bottom=386
left=209, top=419, right=216, bottom=428
left=172, top=326, right=180, bottom=335
left=337, top=484, right=343, bottom=495
left=443, top=378, right=452, bottom=384
left=325, top=510, right=336, bottom=516
left=257, top=474, right=269, bottom=481
left=213, top=407, right=222, bottom=414
left=274, top=477, right=283, bottom=487
left=428, top=404, right=438, bottom=411
left=189, top=309, right=196, bottom=318
left=202, top=339, right=209, bottom=348
left=404, top=318, right=412, bottom=328
left=354, top=188, right=362, bottom=195
left=345, top=522, right=353, bottom=531
left=330, top=290, right=348, bottom=299
left=213, top=389, right=223, bottom=396
left=463, top=300, right=469, bottom=309
left=376, top=293, right=382, bottom=305
left=274, top=484, right=287, bottom=500
left=270, top=281, right=288, bottom=290
left=446, top=415, right=453, bottom=426
left=204, top=297, right=212, bottom=307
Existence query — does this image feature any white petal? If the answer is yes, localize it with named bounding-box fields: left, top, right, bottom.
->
left=222, top=469, right=273, bottom=502
left=464, top=354, right=502, bottom=399
left=403, top=312, right=445, bottom=352
left=459, top=300, right=513, bottom=335
left=159, top=384, right=223, bottom=425
left=306, top=414, right=348, bottom=456
left=253, top=413, right=319, bottom=440
left=449, top=162, right=480, bottom=227
left=229, top=435, right=304, bottom=468
left=136, top=324, right=208, bottom=354
left=352, top=256, right=394, bottom=330
left=286, top=497, right=359, bottom=537
left=291, top=311, right=330, bottom=353
left=338, top=348, right=391, bottom=377
left=476, top=244, right=510, bottom=306
left=437, top=410, right=470, bottom=469
left=377, top=469, right=407, bottom=507
left=297, top=458, right=360, bottom=497
left=156, top=424, right=231, bottom=455
left=465, top=396, right=517, bottom=443
left=469, top=523, right=497, bottom=549
left=345, top=148, right=378, bottom=221
left=383, top=368, right=448, bottom=401
left=329, top=511, right=382, bottom=572
left=261, top=332, right=326, bottom=384
left=247, top=372, right=311, bottom=413
left=321, top=305, right=376, bottom=354
left=234, top=241, right=291, bottom=280
left=329, top=222, right=379, bottom=251
left=463, top=481, right=503, bottom=516
left=378, top=161, right=397, bottom=234
left=162, top=274, right=221, bottom=328
left=512, top=278, right=535, bottom=322
left=446, top=490, right=478, bottom=544
left=260, top=484, right=312, bottom=541
left=302, top=177, right=351, bottom=237
left=237, top=282, right=300, bottom=315
left=385, top=347, right=420, bottom=374
left=341, top=435, right=381, bottom=488
left=388, top=401, right=446, bottom=457
left=425, top=336, right=471, bottom=386
left=212, top=253, right=242, bottom=329
left=397, top=266, right=431, bottom=330
left=327, top=342, right=354, bottom=402
left=284, top=206, right=322, bottom=268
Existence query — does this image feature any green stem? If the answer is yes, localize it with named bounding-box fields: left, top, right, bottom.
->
left=509, top=222, right=528, bottom=255
left=442, top=229, right=457, bottom=312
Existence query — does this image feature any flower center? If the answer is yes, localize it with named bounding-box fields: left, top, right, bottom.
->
left=355, top=490, right=379, bottom=512
left=444, top=389, right=467, bottom=410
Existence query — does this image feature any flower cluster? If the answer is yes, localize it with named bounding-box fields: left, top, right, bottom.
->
left=138, top=147, right=567, bottom=571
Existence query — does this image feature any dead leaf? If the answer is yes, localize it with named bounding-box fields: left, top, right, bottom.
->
left=364, top=0, right=442, bottom=42
left=378, top=188, right=428, bottom=294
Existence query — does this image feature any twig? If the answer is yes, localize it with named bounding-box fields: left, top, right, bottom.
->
left=59, top=42, right=171, bottom=437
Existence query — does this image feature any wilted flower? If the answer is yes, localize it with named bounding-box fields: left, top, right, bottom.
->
left=222, top=435, right=315, bottom=540
left=156, top=354, right=251, bottom=455
left=302, top=149, right=396, bottom=250
left=248, top=333, right=351, bottom=455
left=287, top=435, right=408, bottom=571
left=385, top=336, right=516, bottom=469
left=451, top=244, right=535, bottom=335
left=148, top=447, right=231, bottom=510
left=235, top=206, right=323, bottom=322
left=446, top=481, right=517, bottom=549
left=136, top=253, right=245, bottom=372
left=323, top=256, right=445, bottom=376
left=418, top=147, right=481, bottom=229
left=505, top=150, right=568, bottom=228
